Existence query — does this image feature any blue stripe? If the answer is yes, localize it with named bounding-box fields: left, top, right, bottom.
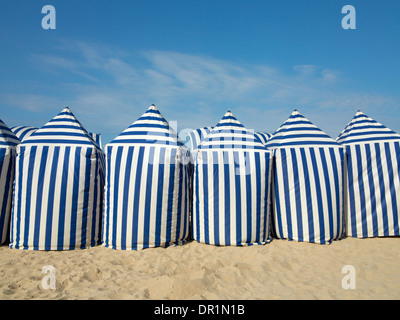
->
left=80, top=148, right=93, bottom=248
left=347, top=147, right=358, bottom=237
left=213, top=152, right=220, bottom=245
left=245, top=152, right=252, bottom=244
left=44, top=147, right=60, bottom=249
left=118, top=131, right=178, bottom=138
left=109, top=139, right=183, bottom=146
left=329, top=148, right=343, bottom=239
left=57, top=147, right=70, bottom=250
left=281, top=149, right=292, bottom=240
left=364, top=144, right=378, bottom=237
left=23, top=146, right=37, bottom=249
left=385, top=142, right=399, bottom=235
left=112, top=147, right=123, bottom=249
left=155, top=148, right=165, bottom=247
left=0, top=149, right=13, bottom=243
left=166, top=149, right=176, bottom=245
left=233, top=152, right=242, bottom=245
left=273, top=150, right=283, bottom=239
left=342, top=136, right=400, bottom=144
left=299, top=148, right=315, bottom=243
left=290, top=148, right=303, bottom=242
left=121, top=147, right=134, bottom=249
left=375, top=143, right=389, bottom=236
left=104, top=148, right=112, bottom=247
left=143, top=147, right=155, bottom=249
left=24, top=139, right=94, bottom=145
left=264, top=153, right=271, bottom=241
left=175, top=159, right=184, bottom=243
left=309, top=148, right=325, bottom=244
left=268, top=140, right=339, bottom=148
left=131, top=147, right=145, bottom=249
left=14, top=146, right=25, bottom=248
left=202, top=154, right=209, bottom=244
left=254, top=152, right=261, bottom=243
left=91, top=150, right=101, bottom=247
left=194, top=152, right=200, bottom=243
left=355, top=145, right=368, bottom=238
left=69, top=147, right=81, bottom=249
left=223, top=153, right=231, bottom=246
left=320, top=148, right=334, bottom=240
left=393, top=142, right=400, bottom=235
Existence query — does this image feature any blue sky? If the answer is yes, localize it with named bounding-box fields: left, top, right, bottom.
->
left=1, top=0, right=400, bottom=145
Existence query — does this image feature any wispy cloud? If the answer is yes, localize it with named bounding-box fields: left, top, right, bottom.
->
left=2, top=40, right=398, bottom=143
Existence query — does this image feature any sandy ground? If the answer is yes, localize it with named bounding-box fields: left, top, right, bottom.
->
left=0, top=237, right=399, bottom=300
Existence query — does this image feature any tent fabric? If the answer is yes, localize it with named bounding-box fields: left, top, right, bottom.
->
left=337, top=111, right=400, bottom=238
left=11, top=126, right=103, bottom=149
left=192, top=110, right=273, bottom=246
left=0, top=120, right=20, bottom=244
left=188, top=127, right=213, bottom=151
left=266, top=110, right=345, bottom=244
left=89, top=133, right=103, bottom=150
left=102, top=105, right=190, bottom=250
left=9, top=107, right=105, bottom=250
left=11, top=126, right=38, bottom=142
left=254, top=132, right=272, bottom=145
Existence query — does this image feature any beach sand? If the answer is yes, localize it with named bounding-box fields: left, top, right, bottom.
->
left=0, top=237, right=399, bottom=300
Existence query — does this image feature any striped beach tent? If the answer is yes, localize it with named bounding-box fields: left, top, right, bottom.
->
left=9, top=107, right=105, bottom=250
left=102, top=105, right=190, bottom=250
left=337, top=110, right=400, bottom=238
left=0, top=120, right=20, bottom=244
left=11, top=126, right=38, bottom=142
left=255, top=132, right=272, bottom=145
left=266, top=110, right=345, bottom=244
left=192, top=110, right=273, bottom=246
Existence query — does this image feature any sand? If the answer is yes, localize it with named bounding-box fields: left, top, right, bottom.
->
left=0, top=237, right=399, bottom=300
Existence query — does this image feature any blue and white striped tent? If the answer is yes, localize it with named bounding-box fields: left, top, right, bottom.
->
left=255, top=132, right=272, bottom=145
left=192, top=110, right=273, bottom=246
left=102, top=105, right=190, bottom=250
left=266, top=110, right=345, bottom=244
left=9, top=107, right=105, bottom=250
left=11, top=126, right=38, bottom=142
left=0, top=120, right=20, bottom=244
left=337, top=111, right=400, bottom=238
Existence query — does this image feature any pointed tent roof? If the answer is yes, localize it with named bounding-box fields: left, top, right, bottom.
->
left=21, top=107, right=99, bottom=148
left=198, top=110, right=267, bottom=150
left=266, top=109, right=340, bottom=148
left=108, top=105, right=184, bottom=147
left=0, top=119, right=20, bottom=147
left=336, top=110, right=400, bottom=145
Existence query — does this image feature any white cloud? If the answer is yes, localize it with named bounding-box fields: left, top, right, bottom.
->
left=3, top=40, right=399, bottom=144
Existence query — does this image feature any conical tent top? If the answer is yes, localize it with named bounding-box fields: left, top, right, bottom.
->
left=0, top=119, right=20, bottom=147
left=199, top=110, right=266, bottom=150
left=108, top=105, right=185, bottom=147
left=266, top=109, right=340, bottom=148
left=337, top=110, right=400, bottom=144
left=21, top=107, right=99, bottom=148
